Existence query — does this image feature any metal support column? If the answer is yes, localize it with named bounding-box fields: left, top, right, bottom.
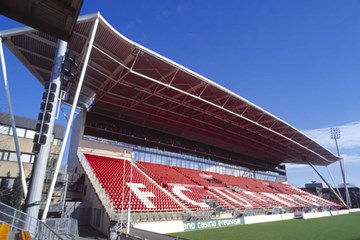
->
left=0, top=37, right=28, bottom=197
left=307, top=161, right=347, bottom=207
left=325, top=166, right=342, bottom=201
left=41, top=15, right=100, bottom=221
left=126, top=155, right=133, bottom=235
left=25, top=40, right=68, bottom=219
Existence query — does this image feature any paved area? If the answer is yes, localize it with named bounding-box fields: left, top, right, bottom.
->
left=78, top=225, right=107, bottom=240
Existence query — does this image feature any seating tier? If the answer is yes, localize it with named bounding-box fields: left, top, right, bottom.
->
left=85, top=153, right=184, bottom=212
left=173, top=167, right=224, bottom=188
left=137, top=161, right=196, bottom=186
left=85, top=155, right=341, bottom=212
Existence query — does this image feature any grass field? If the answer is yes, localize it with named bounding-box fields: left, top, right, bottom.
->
left=171, top=212, right=360, bottom=240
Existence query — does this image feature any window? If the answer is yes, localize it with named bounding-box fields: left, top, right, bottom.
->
left=2, top=152, right=9, bottom=161
left=9, top=127, right=26, bottom=138
left=21, top=154, right=32, bottom=163
left=8, top=152, right=17, bottom=162
left=17, top=128, right=26, bottom=138
left=0, top=125, right=10, bottom=135
left=25, top=130, right=36, bottom=139
left=53, top=139, right=62, bottom=146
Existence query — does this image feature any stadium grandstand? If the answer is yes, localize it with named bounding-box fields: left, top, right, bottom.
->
left=1, top=12, right=357, bottom=239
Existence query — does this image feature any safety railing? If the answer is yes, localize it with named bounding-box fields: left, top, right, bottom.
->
left=0, top=202, right=63, bottom=240
left=45, top=218, right=79, bottom=240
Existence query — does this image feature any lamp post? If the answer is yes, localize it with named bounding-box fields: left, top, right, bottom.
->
left=330, top=127, right=351, bottom=207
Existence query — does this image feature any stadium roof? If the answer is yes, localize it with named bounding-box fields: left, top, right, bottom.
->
left=0, top=13, right=340, bottom=167
left=0, top=0, right=83, bottom=41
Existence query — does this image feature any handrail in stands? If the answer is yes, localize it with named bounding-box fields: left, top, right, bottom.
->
left=0, top=202, right=63, bottom=239
left=77, top=151, right=115, bottom=218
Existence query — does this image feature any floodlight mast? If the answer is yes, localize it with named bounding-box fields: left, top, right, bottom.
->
left=25, top=40, right=68, bottom=221
left=330, top=127, right=351, bottom=208
left=42, top=15, right=100, bottom=221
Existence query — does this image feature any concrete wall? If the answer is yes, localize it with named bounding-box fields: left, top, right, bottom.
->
left=82, top=170, right=111, bottom=236
left=0, top=135, right=61, bottom=155
left=134, top=220, right=184, bottom=234
left=0, top=161, right=33, bottom=178
left=0, top=135, right=35, bottom=153
left=303, top=211, right=331, bottom=219
left=330, top=209, right=350, bottom=216
left=78, top=139, right=132, bottom=158
left=244, top=213, right=294, bottom=224
left=133, top=210, right=355, bottom=235
left=349, top=208, right=360, bottom=213
left=0, top=135, right=61, bottom=178
left=133, top=214, right=295, bottom=234
left=64, top=202, right=92, bottom=225
left=68, top=110, right=86, bottom=172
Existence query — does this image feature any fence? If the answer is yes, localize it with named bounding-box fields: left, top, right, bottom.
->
left=46, top=218, right=79, bottom=240
left=0, top=202, right=63, bottom=239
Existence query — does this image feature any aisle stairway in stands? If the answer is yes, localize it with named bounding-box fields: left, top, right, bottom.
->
left=139, top=161, right=340, bottom=211
left=83, top=153, right=184, bottom=212
left=137, top=161, right=232, bottom=211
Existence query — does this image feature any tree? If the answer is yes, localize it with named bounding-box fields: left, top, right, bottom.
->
left=9, top=175, right=24, bottom=210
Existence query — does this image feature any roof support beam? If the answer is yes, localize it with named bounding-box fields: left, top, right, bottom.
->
left=42, top=15, right=100, bottom=221
left=0, top=37, right=28, bottom=197
left=127, top=66, right=334, bottom=164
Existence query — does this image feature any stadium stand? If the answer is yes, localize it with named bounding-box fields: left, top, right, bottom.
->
left=209, top=188, right=259, bottom=209
left=137, top=161, right=232, bottom=210
left=81, top=151, right=340, bottom=220
left=84, top=153, right=184, bottom=212
left=173, top=167, right=225, bottom=188
left=166, top=185, right=212, bottom=210
left=0, top=12, right=347, bottom=239
left=137, top=161, right=196, bottom=187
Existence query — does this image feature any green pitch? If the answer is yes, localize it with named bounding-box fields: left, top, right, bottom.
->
left=171, top=212, right=360, bottom=240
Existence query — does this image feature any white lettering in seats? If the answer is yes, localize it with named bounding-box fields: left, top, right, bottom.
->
left=126, top=183, right=156, bottom=208
left=172, top=186, right=210, bottom=208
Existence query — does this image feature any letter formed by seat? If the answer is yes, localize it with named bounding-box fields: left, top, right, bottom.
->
left=126, top=183, right=156, bottom=209
left=172, top=186, right=210, bottom=208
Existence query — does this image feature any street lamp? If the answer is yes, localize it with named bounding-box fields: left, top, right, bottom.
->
left=330, top=127, right=351, bottom=207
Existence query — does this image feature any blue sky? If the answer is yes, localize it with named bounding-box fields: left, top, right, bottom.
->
left=0, top=1, right=359, bottom=187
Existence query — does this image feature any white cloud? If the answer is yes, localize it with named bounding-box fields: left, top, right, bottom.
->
left=303, top=121, right=360, bottom=150
left=286, top=153, right=360, bottom=170
left=285, top=163, right=309, bottom=169
left=286, top=121, right=360, bottom=187
left=341, top=153, right=360, bottom=164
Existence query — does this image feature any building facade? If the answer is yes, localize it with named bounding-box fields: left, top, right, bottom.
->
left=0, top=112, right=64, bottom=188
